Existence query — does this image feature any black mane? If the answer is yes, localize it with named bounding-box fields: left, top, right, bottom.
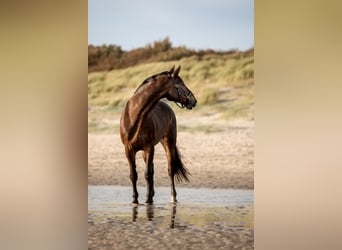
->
left=134, top=71, right=169, bottom=94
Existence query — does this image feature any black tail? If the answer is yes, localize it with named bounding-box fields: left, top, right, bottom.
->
left=173, top=146, right=191, bottom=183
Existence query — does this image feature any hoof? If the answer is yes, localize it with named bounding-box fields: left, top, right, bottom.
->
left=145, top=200, right=153, bottom=204
left=132, top=200, right=139, bottom=205
left=170, top=197, right=178, bottom=203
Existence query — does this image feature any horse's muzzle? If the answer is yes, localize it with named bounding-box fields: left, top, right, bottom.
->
left=185, top=97, right=197, bottom=110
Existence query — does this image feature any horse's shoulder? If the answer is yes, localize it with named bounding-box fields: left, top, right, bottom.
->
left=156, top=100, right=172, bottom=110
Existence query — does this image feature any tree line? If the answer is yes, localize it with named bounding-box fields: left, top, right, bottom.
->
left=89, top=37, right=253, bottom=72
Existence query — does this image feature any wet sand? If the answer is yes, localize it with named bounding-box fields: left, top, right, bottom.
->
left=89, top=211, right=253, bottom=249
left=89, top=206, right=253, bottom=250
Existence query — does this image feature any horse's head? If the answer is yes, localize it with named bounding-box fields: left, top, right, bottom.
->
left=166, top=65, right=197, bottom=110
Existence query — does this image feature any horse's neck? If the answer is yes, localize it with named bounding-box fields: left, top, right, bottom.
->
left=124, top=80, right=167, bottom=139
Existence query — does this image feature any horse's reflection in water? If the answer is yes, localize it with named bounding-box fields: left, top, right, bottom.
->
left=132, top=205, right=139, bottom=222
left=170, top=205, right=177, bottom=228
left=132, top=204, right=179, bottom=228
left=146, top=204, right=154, bottom=221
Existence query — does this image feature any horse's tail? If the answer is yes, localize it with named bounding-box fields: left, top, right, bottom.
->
left=174, top=146, right=191, bottom=183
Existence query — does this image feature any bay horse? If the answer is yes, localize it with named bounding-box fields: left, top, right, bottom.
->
left=120, top=65, right=197, bottom=204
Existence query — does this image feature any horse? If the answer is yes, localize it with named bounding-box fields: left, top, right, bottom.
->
left=120, top=65, right=197, bottom=204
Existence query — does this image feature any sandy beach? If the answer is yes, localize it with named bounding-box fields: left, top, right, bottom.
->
left=88, top=120, right=254, bottom=189
left=88, top=119, right=254, bottom=249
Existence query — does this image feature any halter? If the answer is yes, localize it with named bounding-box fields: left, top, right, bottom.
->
left=169, top=75, right=187, bottom=109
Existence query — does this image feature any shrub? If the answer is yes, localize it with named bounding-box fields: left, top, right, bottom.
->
left=88, top=38, right=253, bottom=72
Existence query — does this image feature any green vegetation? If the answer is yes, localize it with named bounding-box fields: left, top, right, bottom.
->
left=88, top=39, right=253, bottom=134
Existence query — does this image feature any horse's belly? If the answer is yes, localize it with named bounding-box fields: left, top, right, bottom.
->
left=140, top=118, right=165, bottom=144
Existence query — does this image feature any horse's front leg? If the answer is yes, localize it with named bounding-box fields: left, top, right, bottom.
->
left=143, top=146, right=155, bottom=204
left=125, top=147, right=138, bottom=204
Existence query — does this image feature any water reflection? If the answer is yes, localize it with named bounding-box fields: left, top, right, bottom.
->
left=147, top=205, right=155, bottom=221
left=132, top=205, right=138, bottom=222
left=132, top=204, right=182, bottom=229
left=89, top=186, right=253, bottom=231
left=170, top=204, right=177, bottom=228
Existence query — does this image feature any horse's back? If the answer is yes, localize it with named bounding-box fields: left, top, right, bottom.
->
left=155, top=101, right=176, bottom=122
left=152, top=101, right=176, bottom=122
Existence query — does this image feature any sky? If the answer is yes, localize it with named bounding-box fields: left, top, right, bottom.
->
left=88, top=0, right=253, bottom=51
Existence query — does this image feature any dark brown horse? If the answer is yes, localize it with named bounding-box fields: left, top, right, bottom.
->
left=120, top=65, right=197, bottom=204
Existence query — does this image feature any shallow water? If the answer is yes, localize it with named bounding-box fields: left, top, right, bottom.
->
left=88, top=185, right=253, bottom=230
left=88, top=185, right=253, bottom=207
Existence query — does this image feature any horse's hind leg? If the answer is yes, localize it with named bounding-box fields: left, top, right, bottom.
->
left=125, top=147, right=138, bottom=204
left=143, top=146, right=155, bottom=204
left=161, top=139, right=178, bottom=203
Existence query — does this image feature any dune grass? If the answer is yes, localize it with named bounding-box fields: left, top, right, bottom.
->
left=88, top=52, right=253, bottom=133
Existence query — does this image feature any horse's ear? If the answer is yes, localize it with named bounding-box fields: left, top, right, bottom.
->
left=168, top=65, right=175, bottom=76
left=173, top=65, right=181, bottom=77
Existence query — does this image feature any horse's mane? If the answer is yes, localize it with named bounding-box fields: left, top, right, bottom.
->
left=134, top=71, right=169, bottom=94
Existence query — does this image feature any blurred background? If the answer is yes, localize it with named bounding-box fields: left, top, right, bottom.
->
left=88, top=0, right=254, bottom=134
left=1, top=0, right=342, bottom=249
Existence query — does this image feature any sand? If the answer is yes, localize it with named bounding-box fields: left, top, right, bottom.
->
left=88, top=120, right=254, bottom=189
left=88, top=119, right=254, bottom=249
